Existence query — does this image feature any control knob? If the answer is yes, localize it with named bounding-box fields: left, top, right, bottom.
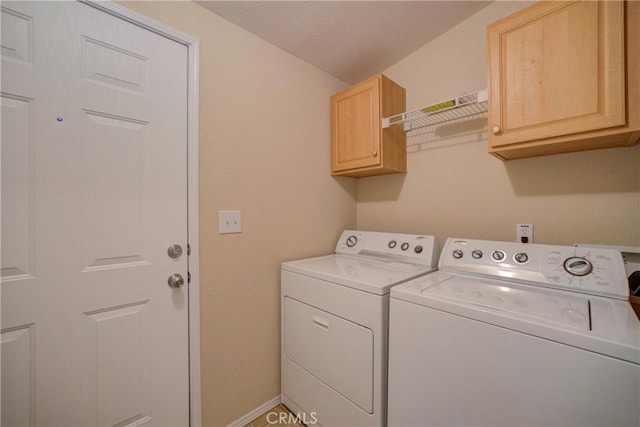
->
left=471, top=250, right=483, bottom=259
left=401, top=242, right=410, bottom=251
left=388, top=240, right=397, bottom=249
left=563, top=257, right=593, bottom=276
left=452, top=249, right=463, bottom=259
left=514, top=252, right=529, bottom=264
left=346, top=235, right=358, bottom=248
left=491, top=250, right=506, bottom=262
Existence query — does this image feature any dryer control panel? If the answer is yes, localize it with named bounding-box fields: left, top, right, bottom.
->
left=336, top=230, right=438, bottom=267
left=440, top=238, right=629, bottom=300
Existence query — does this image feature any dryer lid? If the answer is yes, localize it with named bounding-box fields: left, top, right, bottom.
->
left=282, top=254, right=434, bottom=295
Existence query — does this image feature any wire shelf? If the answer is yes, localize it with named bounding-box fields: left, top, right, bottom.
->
left=383, top=89, right=488, bottom=132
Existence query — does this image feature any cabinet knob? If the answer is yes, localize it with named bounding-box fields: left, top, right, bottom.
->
left=372, top=150, right=378, bottom=157
left=492, top=126, right=501, bottom=135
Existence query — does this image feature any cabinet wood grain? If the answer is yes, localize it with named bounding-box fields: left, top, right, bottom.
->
left=331, top=74, right=406, bottom=177
left=487, top=0, right=639, bottom=160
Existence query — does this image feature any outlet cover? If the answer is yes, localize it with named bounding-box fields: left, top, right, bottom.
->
left=219, top=210, right=241, bottom=234
left=517, top=224, right=533, bottom=244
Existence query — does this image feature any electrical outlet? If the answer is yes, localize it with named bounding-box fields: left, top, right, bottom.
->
left=219, top=210, right=241, bottom=234
left=517, top=224, right=533, bottom=244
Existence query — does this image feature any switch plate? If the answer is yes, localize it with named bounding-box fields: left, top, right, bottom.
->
left=219, top=210, right=241, bottom=234
left=517, top=224, right=533, bottom=244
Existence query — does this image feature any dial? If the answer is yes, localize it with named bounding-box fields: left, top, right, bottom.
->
left=563, top=257, right=593, bottom=276
left=452, top=249, right=464, bottom=259
left=401, top=242, right=410, bottom=251
left=491, top=250, right=506, bottom=262
left=414, top=245, right=423, bottom=254
left=346, top=235, right=358, bottom=248
left=471, top=250, right=483, bottom=259
left=514, top=252, right=529, bottom=264
left=388, top=240, right=397, bottom=249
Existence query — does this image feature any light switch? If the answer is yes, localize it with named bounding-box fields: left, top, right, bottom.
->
left=219, top=210, right=241, bottom=234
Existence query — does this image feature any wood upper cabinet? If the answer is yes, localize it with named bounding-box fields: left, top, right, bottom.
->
left=487, top=0, right=640, bottom=160
left=331, top=74, right=406, bottom=177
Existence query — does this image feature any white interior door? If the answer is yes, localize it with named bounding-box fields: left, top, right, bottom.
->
left=1, top=2, right=190, bottom=425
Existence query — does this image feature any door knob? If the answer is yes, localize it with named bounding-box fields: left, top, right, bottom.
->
left=167, top=244, right=183, bottom=259
left=168, top=273, right=185, bottom=289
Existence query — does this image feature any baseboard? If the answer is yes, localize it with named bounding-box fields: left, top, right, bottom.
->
left=226, top=395, right=282, bottom=427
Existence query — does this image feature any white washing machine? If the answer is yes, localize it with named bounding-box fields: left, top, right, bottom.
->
left=281, top=230, right=439, bottom=426
left=388, top=238, right=640, bottom=427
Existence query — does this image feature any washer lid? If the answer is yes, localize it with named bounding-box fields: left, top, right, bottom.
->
left=282, top=254, right=434, bottom=295
left=421, top=275, right=591, bottom=330
left=392, top=272, right=640, bottom=364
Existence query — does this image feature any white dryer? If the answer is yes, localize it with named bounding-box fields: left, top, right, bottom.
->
left=388, top=238, right=640, bottom=427
left=281, top=230, right=439, bottom=426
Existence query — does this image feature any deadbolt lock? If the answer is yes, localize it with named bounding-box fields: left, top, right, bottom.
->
left=167, top=244, right=183, bottom=259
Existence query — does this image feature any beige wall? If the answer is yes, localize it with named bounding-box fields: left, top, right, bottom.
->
left=359, top=0, right=640, bottom=248
left=118, top=1, right=355, bottom=426
left=117, top=1, right=639, bottom=425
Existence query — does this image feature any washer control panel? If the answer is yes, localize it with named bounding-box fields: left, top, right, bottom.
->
left=336, top=230, right=438, bottom=267
left=440, top=238, right=629, bottom=299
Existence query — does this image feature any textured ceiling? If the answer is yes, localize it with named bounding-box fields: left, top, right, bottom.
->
left=196, top=1, right=492, bottom=84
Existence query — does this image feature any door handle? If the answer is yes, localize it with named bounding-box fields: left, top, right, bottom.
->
left=312, top=315, right=330, bottom=330
left=168, top=273, right=185, bottom=289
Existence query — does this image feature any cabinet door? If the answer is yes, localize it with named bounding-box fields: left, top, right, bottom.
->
left=488, top=1, right=625, bottom=148
left=331, top=77, right=381, bottom=173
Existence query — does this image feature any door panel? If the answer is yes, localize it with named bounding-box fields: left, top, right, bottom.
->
left=83, top=302, right=152, bottom=427
left=82, top=36, right=149, bottom=94
left=1, top=2, right=190, bottom=426
left=1, top=325, right=35, bottom=427
left=1, top=94, right=33, bottom=279
left=82, top=111, right=149, bottom=270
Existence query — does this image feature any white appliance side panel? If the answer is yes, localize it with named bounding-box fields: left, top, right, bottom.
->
left=388, top=299, right=640, bottom=427
left=283, top=297, right=373, bottom=413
